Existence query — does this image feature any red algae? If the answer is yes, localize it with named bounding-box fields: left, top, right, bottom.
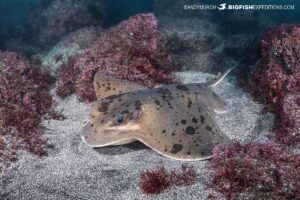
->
left=56, top=13, right=176, bottom=102
left=247, top=24, right=300, bottom=146
left=207, top=142, right=300, bottom=200
left=0, top=51, right=55, bottom=172
left=139, top=165, right=170, bottom=195
left=139, top=164, right=196, bottom=195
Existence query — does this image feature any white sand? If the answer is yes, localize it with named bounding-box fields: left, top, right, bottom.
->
left=0, top=72, right=274, bottom=200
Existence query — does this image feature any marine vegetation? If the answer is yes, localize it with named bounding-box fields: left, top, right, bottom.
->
left=56, top=13, right=176, bottom=102
left=139, top=164, right=196, bottom=195
left=249, top=24, right=300, bottom=146
left=0, top=51, right=55, bottom=172
left=207, top=142, right=300, bottom=200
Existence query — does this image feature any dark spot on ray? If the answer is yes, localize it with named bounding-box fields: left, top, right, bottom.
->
left=200, top=115, right=205, bottom=123
left=94, top=130, right=97, bottom=133
left=186, top=126, right=195, bottom=135
left=113, top=88, right=116, bottom=91
left=169, top=106, right=173, bottom=109
left=175, top=123, right=178, bottom=126
left=101, top=120, right=104, bottom=123
left=99, top=102, right=109, bottom=112
left=164, top=149, right=168, bottom=152
left=126, top=104, right=129, bottom=107
left=187, top=98, right=192, bottom=108
left=118, top=98, right=122, bottom=101
left=179, top=140, right=182, bottom=143
left=171, top=133, right=175, bottom=136
left=135, top=100, right=142, bottom=109
left=162, top=129, right=166, bottom=133
left=91, top=115, right=95, bottom=118
left=170, top=144, right=183, bottom=154
left=176, top=85, right=189, bottom=91
left=192, top=117, right=198, bottom=123
left=102, top=84, right=105, bottom=86
left=107, top=94, right=122, bottom=100
left=120, top=110, right=129, bottom=114
left=90, top=123, right=94, bottom=127
left=168, top=96, right=174, bottom=100
left=198, top=107, right=202, bottom=112
left=187, top=152, right=191, bottom=155
left=181, top=119, right=187, bottom=125
left=106, top=87, right=111, bottom=91
left=154, top=99, right=160, bottom=106
left=206, top=126, right=212, bottom=131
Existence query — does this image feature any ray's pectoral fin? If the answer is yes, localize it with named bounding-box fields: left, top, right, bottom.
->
left=93, top=70, right=147, bottom=100
left=134, top=104, right=230, bottom=161
left=210, top=91, right=229, bottom=113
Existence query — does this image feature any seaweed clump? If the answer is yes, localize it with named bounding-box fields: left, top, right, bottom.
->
left=249, top=24, right=300, bottom=146
left=208, top=142, right=300, bottom=200
left=56, top=13, right=176, bottom=102
left=139, top=164, right=196, bottom=195
left=0, top=51, right=55, bottom=172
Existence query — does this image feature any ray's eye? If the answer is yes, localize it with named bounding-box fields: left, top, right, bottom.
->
left=116, top=116, right=124, bottom=124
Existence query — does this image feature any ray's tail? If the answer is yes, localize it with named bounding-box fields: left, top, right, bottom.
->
left=209, top=68, right=233, bottom=88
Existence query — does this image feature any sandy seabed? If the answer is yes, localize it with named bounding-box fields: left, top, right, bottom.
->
left=0, top=72, right=274, bottom=200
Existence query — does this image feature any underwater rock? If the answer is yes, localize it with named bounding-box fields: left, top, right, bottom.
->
left=25, top=0, right=104, bottom=50
left=0, top=51, right=55, bottom=173
left=250, top=24, right=300, bottom=146
left=159, top=17, right=233, bottom=73
left=154, top=0, right=210, bottom=19
left=41, top=26, right=104, bottom=74
left=208, top=142, right=300, bottom=199
left=217, top=10, right=275, bottom=34
left=222, top=33, right=259, bottom=62
left=56, top=13, right=176, bottom=102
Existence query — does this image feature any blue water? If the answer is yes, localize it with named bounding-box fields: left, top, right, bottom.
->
left=0, top=0, right=299, bottom=51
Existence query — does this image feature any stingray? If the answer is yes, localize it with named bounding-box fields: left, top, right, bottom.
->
left=80, top=70, right=232, bottom=161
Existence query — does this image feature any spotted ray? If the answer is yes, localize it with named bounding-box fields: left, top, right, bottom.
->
left=80, top=70, right=232, bottom=161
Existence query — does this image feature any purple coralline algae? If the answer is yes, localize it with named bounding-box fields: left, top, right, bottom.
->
left=0, top=51, right=55, bottom=172
left=56, top=13, right=176, bottom=102
left=249, top=24, right=300, bottom=146
left=208, top=142, right=300, bottom=200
